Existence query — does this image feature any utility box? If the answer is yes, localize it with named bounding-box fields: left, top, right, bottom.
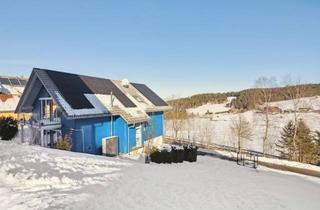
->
left=102, top=136, right=119, bottom=156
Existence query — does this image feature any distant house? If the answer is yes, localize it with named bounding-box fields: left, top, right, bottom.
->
left=264, top=106, right=282, bottom=114
left=16, top=68, right=170, bottom=155
left=0, top=76, right=28, bottom=119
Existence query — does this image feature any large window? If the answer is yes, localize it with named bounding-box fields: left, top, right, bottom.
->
left=40, top=98, right=60, bottom=120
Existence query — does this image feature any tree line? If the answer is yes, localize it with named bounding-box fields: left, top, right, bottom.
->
left=167, top=83, right=320, bottom=111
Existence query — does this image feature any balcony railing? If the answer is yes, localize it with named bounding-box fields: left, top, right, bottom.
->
left=40, top=117, right=61, bottom=126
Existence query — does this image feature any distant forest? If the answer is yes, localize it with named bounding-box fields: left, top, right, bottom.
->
left=168, top=83, right=320, bottom=110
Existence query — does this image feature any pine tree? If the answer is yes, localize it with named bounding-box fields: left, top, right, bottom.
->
left=276, top=120, right=295, bottom=159
left=313, top=131, right=320, bottom=165
left=296, top=119, right=314, bottom=163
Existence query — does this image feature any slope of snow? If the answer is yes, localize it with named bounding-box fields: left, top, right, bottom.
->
left=268, top=96, right=320, bottom=111
left=0, top=141, right=130, bottom=210
left=0, top=95, right=20, bottom=112
left=1, top=141, right=320, bottom=210
left=167, top=111, right=320, bottom=154
left=167, top=97, right=320, bottom=155
left=214, top=149, right=320, bottom=172
left=187, top=97, right=235, bottom=116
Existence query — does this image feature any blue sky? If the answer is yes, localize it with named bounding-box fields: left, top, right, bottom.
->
left=1, top=0, right=319, bottom=98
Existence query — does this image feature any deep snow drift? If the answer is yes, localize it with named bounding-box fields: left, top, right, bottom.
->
left=1, top=141, right=320, bottom=210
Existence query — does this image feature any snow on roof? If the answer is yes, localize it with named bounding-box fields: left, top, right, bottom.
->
left=55, top=91, right=108, bottom=117
left=0, top=84, right=24, bottom=95
left=0, top=95, right=20, bottom=112
left=17, top=68, right=169, bottom=121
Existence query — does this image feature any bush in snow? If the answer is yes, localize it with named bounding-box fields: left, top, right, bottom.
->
left=0, top=117, right=18, bottom=140
left=56, top=135, right=72, bottom=151
left=150, top=145, right=173, bottom=164
left=171, top=145, right=184, bottom=163
left=149, top=144, right=198, bottom=164
left=150, top=147, right=161, bottom=163
left=183, top=144, right=198, bottom=162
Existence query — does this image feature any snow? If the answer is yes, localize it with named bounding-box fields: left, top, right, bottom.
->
left=213, top=149, right=320, bottom=173
left=187, top=97, right=235, bottom=115
left=1, top=85, right=24, bottom=95
left=1, top=141, right=320, bottom=210
left=167, top=97, right=320, bottom=155
left=0, top=95, right=20, bottom=112
left=0, top=83, right=25, bottom=112
left=268, top=96, right=320, bottom=111
left=0, top=141, right=130, bottom=210
left=55, top=91, right=108, bottom=116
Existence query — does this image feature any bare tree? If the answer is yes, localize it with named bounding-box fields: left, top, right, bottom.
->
left=143, top=118, right=158, bottom=162
left=282, top=76, right=306, bottom=161
left=230, top=114, right=253, bottom=154
left=185, top=114, right=196, bottom=144
left=165, top=102, right=187, bottom=140
left=255, top=76, right=277, bottom=154
left=202, top=119, right=213, bottom=148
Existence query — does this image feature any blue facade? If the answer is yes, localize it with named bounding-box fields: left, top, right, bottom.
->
left=141, top=111, right=164, bottom=144
left=61, top=116, right=112, bottom=155
left=31, top=86, right=165, bottom=155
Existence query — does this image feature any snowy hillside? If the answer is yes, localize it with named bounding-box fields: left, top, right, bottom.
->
left=0, top=95, right=21, bottom=112
left=166, top=97, right=320, bottom=155
left=0, top=83, right=25, bottom=112
left=187, top=97, right=235, bottom=115
left=268, top=96, right=320, bottom=111
left=1, top=141, right=320, bottom=210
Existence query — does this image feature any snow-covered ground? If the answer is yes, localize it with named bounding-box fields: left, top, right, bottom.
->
left=187, top=97, right=235, bottom=116
left=167, top=97, right=320, bottom=155
left=0, top=83, right=25, bottom=112
left=1, top=141, right=320, bottom=210
left=0, top=95, right=20, bottom=112
left=268, top=96, right=320, bottom=111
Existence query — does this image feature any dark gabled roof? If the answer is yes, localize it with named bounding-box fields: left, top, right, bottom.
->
left=16, top=68, right=169, bottom=119
left=131, top=83, right=168, bottom=106
left=44, top=69, right=136, bottom=109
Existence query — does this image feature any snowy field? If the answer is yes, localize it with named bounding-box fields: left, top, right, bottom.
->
left=1, top=141, right=320, bottom=210
left=166, top=97, right=320, bottom=155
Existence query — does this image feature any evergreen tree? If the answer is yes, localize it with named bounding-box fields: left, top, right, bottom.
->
left=276, top=120, right=295, bottom=159
left=296, top=119, right=314, bottom=163
left=313, top=131, right=320, bottom=165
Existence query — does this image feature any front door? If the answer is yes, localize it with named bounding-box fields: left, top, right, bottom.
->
left=82, top=125, right=95, bottom=154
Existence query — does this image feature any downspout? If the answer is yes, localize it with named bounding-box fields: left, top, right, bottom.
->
left=111, top=115, right=113, bottom=136
left=110, top=91, right=114, bottom=136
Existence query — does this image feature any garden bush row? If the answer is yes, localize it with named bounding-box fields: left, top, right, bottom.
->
left=150, top=144, right=198, bottom=164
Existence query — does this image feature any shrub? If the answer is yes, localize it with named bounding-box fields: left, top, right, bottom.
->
left=150, top=147, right=161, bottom=164
left=184, top=144, right=198, bottom=162
left=56, top=135, right=72, bottom=151
left=0, top=117, right=18, bottom=140
left=172, top=145, right=184, bottom=163
left=150, top=145, right=173, bottom=164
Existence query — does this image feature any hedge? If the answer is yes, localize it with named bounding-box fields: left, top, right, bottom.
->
left=150, top=144, right=198, bottom=164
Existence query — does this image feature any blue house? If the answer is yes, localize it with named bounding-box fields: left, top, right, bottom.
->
left=16, top=68, right=170, bottom=155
